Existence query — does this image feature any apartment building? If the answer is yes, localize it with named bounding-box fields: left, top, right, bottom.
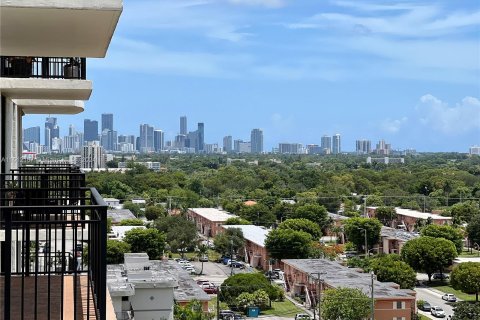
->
left=187, top=208, right=238, bottom=237
left=0, top=1, right=122, bottom=319
left=282, top=259, right=416, bottom=320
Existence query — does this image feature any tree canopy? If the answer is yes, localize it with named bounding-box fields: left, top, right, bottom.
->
left=265, top=228, right=313, bottom=260
left=119, top=218, right=144, bottom=226
left=289, top=204, right=331, bottom=230
left=420, top=224, right=464, bottom=253
left=213, top=228, right=245, bottom=256
left=401, top=236, right=458, bottom=281
left=277, top=218, right=322, bottom=239
left=124, top=228, right=166, bottom=259
left=220, top=273, right=282, bottom=306
left=156, top=215, right=198, bottom=253
left=451, top=262, right=480, bottom=301
left=106, top=240, right=131, bottom=264
left=467, top=215, right=480, bottom=247
left=375, top=206, right=397, bottom=226
left=452, top=301, right=480, bottom=320
left=145, top=205, right=166, bottom=221
left=344, top=217, right=383, bottom=252
left=370, top=254, right=416, bottom=289
left=321, top=287, right=371, bottom=320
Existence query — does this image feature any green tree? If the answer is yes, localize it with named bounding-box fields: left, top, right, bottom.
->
left=220, top=273, right=281, bottom=305
left=196, top=244, right=209, bottom=275
left=321, top=287, right=371, bottom=320
left=452, top=301, right=480, bottom=320
left=213, top=228, right=245, bottom=256
left=451, top=201, right=480, bottom=224
left=421, top=224, right=464, bottom=253
left=375, top=206, right=397, bottom=226
left=450, top=262, right=480, bottom=301
left=145, top=206, right=166, bottom=221
left=290, top=204, right=331, bottom=230
left=174, top=300, right=213, bottom=320
left=370, top=254, right=417, bottom=289
left=124, top=228, right=166, bottom=259
left=224, top=217, right=251, bottom=225
left=344, top=217, right=382, bottom=252
left=265, top=229, right=312, bottom=260
left=122, top=201, right=142, bottom=217
left=238, top=204, right=276, bottom=226
left=156, top=215, right=198, bottom=254
left=106, top=240, right=131, bottom=264
left=119, top=218, right=144, bottom=226
left=467, top=215, right=480, bottom=247
left=278, top=218, right=322, bottom=239
left=401, top=236, right=458, bottom=282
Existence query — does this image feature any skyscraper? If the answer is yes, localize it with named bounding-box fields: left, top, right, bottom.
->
left=356, top=139, right=371, bottom=155
left=154, top=129, right=164, bottom=152
left=250, top=129, right=263, bottom=154
left=139, top=124, right=154, bottom=153
left=332, top=134, right=341, bottom=154
left=44, top=117, right=59, bottom=149
left=84, top=119, right=99, bottom=142
left=180, top=116, right=187, bottom=135
left=101, top=113, right=113, bottom=131
left=223, top=136, right=233, bottom=153
left=321, top=135, right=332, bottom=154
left=23, top=126, right=40, bottom=144
left=197, top=122, right=204, bottom=152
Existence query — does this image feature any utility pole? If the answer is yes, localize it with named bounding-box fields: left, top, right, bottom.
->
left=364, top=229, right=368, bottom=257
left=230, top=239, right=234, bottom=276
left=310, top=272, right=326, bottom=320
left=370, top=271, right=375, bottom=320
left=216, top=286, right=220, bottom=320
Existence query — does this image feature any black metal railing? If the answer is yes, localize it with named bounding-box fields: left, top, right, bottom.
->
left=0, top=56, right=86, bottom=79
left=0, top=164, right=107, bottom=320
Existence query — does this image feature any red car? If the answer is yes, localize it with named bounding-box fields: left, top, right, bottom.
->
left=203, top=285, right=218, bottom=294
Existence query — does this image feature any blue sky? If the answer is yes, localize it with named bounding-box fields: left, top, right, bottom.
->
left=24, top=0, right=480, bottom=152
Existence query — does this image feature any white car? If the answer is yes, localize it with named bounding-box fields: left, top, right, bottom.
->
left=441, top=293, right=457, bottom=302
left=431, top=306, right=446, bottom=318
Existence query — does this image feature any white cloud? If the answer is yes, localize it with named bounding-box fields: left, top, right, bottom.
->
left=417, top=94, right=480, bottom=135
left=381, top=117, right=408, bottom=133
left=228, top=0, right=285, bottom=8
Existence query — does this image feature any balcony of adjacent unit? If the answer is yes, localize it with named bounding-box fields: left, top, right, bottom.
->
left=0, top=163, right=109, bottom=320
left=0, top=56, right=91, bottom=113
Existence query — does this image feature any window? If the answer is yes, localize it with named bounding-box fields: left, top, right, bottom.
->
left=393, top=301, right=405, bottom=309
left=122, top=296, right=128, bottom=301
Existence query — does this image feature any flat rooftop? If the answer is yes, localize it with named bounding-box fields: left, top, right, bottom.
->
left=108, top=209, right=136, bottom=223
left=368, top=207, right=452, bottom=220
left=107, top=253, right=210, bottom=302
left=283, top=259, right=415, bottom=299
left=223, top=225, right=270, bottom=248
left=188, top=208, right=237, bottom=222
left=381, top=226, right=419, bottom=242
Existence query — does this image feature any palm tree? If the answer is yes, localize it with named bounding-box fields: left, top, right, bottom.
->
left=196, top=244, right=209, bottom=275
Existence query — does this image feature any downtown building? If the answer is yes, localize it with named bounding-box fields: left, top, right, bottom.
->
left=0, top=1, right=122, bottom=319
left=250, top=128, right=263, bottom=154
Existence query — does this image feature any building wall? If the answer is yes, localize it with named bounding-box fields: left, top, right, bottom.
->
left=129, top=287, right=174, bottom=320
left=187, top=210, right=225, bottom=238
left=282, top=263, right=415, bottom=320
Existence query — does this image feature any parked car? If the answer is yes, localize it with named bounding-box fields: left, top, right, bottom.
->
left=441, top=293, right=457, bottom=302
left=231, top=261, right=245, bottom=268
left=433, top=273, right=449, bottom=280
left=218, top=310, right=235, bottom=320
left=196, top=279, right=210, bottom=285
left=202, top=285, right=218, bottom=294
left=199, top=255, right=209, bottom=262
left=295, top=314, right=311, bottom=320
left=431, top=306, right=446, bottom=318
left=418, top=301, right=432, bottom=311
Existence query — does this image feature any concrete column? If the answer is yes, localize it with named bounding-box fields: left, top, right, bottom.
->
left=4, top=97, right=20, bottom=172
left=383, top=238, right=390, bottom=254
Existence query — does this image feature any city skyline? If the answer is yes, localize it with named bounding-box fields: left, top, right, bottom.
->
left=21, top=0, right=480, bottom=152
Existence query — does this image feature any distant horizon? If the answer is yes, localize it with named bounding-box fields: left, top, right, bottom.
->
left=22, top=0, right=480, bottom=152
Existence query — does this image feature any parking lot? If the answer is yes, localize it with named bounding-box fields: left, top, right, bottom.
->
left=189, top=260, right=253, bottom=285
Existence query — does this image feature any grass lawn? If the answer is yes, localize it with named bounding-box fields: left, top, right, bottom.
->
left=208, top=296, right=229, bottom=312
left=418, top=314, right=430, bottom=320
left=427, top=281, right=476, bottom=301
left=261, top=300, right=305, bottom=317
left=169, top=249, right=220, bottom=261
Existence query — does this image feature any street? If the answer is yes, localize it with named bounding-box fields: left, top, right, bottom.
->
left=190, top=260, right=253, bottom=285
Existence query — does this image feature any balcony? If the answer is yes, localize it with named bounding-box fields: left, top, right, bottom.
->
left=0, top=164, right=108, bottom=320
left=1, top=56, right=86, bottom=80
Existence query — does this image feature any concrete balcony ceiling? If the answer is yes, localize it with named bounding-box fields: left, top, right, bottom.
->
left=0, top=0, right=122, bottom=57
left=0, top=77, right=92, bottom=100
left=14, top=99, right=84, bottom=114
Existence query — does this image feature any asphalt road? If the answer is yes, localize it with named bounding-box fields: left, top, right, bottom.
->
left=414, top=273, right=457, bottom=319
left=190, top=260, right=252, bottom=286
